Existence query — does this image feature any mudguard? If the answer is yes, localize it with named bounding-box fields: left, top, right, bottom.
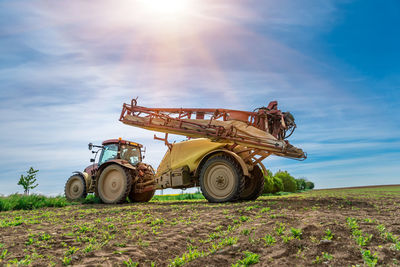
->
left=95, top=159, right=137, bottom=179
left=194, top=149, right=250, bottom=177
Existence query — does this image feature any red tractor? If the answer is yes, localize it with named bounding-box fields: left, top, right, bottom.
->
left=64, top=138, right=156, bottom=203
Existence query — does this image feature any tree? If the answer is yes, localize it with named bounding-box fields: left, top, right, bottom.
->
left=18, top=167, right=39, bottom=195
left=263, top=169, right=284, bottom=194
left=274, top=171, right=297, bottom=192
left=272, top=176, right=284, bottom=193
left=295, top=178, right=307, bottom=191
left=305, top=181, right=315, bottom=190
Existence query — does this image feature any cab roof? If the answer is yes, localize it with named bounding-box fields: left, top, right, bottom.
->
left=102, top=139, right=143, bottom=148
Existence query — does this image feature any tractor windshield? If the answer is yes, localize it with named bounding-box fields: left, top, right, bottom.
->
left=120, top=144, right=141, bottom=165
left=98, top=144, right=118, bottom=165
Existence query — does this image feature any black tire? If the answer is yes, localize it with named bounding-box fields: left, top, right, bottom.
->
left=129, top=189, right=155, bottom=202
left=96, top=164, right=132, bottom=204
left=239, top=165, right=264, bottom=201
left=199, top=155, right=245, bottom=203
left=65, top=174, right=87, bottom=201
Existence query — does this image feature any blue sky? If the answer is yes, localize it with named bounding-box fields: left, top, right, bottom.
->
left=0, top=0, right=399, bottom=195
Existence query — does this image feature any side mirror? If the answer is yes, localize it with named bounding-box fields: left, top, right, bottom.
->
left=142, top=146, right=146, bottom=160
left=88, top=143, right=93, bottom=150
left=90, top=158, right=95, bottom=163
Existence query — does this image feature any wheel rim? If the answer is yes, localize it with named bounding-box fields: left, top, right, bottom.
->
left=99, top=169, right=125, bottom=202
left=203, top=162, right=236, bottom=199
left=67, top=177, right=84, bottom=199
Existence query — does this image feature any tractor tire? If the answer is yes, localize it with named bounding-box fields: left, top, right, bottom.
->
left=96, top=164, right=132, bottom=204
left=200, top=155, right=245, bottom=203
left=239, top=165, right=264, bottom=201
left=129, top=189, right=155, bottom=202
left=65, top=174, right=87, bottom=201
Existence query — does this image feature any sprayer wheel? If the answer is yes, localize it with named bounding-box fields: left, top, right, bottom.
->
left=129, top=189, right=155, bottom=202
left=200, top=155, right=244, bottom=203
left=239, top=165, right=264, bottom=201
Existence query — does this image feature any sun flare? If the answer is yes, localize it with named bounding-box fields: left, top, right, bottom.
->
left=139, top=0, right=192, bottom=17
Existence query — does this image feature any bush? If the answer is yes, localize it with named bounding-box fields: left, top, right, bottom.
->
left=296, top=178, right=307, bottom=191
left=272, top=176, right=284, bottom=193
left=275, top=171, right=297, bottom=193
left=263, top=169, right=274, bottom=193
left=305, top=181, right=315, bottom=190
left=263, top=170, right=284, bottom=194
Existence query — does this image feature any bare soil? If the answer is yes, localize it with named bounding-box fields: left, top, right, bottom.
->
left=1, top=186, right=400, bottom=266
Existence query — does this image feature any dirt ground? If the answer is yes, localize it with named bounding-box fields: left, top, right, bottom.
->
left=1, top=186, right=400, bottom=266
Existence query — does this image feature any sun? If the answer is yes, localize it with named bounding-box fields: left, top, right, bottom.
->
left=138, top=0, right=192, bottom=17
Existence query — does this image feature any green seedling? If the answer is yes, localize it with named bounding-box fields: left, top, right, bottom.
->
left=65, top=246, right=79, bottom=256
left=290, top=227, right=302, bottom=239
left=240, top=216, right=249, bottom=222
left=241, top=229, right=251, bottom=236
left=322, top=252, right=333, bottom=261
left=62, top=256, right=72, bottom=266
left=282, top=235, right=294, bottom=243
left=262, top=234, right=276, bottom=246
left=123, top=258, right=139, bottom=267
left=0, top=249, right=8, bottom=260
left=232, top=251, right=260, bottom=267
left=360, top=249, right=378, bottom=267
left=275, top=224, right=285, bottom=236
left=323, top=229, right=334, bottom=240
left=260, top=207, right=270, bottom=213
left=170, top=249, right=205, bottom=267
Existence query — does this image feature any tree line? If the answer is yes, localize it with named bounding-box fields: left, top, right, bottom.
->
left=263, top=170, right=314, bottom=194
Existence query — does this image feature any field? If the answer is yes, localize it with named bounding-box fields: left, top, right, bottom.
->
left=0, top=186, right=400, bottom=266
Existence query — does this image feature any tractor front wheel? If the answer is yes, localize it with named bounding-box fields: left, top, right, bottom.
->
left=200, top=155, right=244, bottom=203
left=96, top=164, right=132, bottom=204
left=65, top=174, right=87, bottom=201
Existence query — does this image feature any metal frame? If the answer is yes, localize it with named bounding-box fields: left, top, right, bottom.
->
left=119, top=99, right=306, bottom=160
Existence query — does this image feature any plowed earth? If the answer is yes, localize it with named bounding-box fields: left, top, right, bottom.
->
left=1, top=186, right=400, bottom=266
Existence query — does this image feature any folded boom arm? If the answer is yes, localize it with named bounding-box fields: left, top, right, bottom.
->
left=119, top=99, right=306, bottom=160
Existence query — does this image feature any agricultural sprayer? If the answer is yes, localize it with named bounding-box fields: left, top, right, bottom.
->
left=65, top=98, right=306, bottom=203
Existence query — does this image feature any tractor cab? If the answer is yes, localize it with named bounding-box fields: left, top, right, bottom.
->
left=99, top=139, right=143, bottom=166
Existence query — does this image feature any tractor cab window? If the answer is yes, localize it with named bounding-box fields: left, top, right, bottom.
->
left=121, top=145, right=141, bottom=165
left=98, top=144, right=118, bottom=165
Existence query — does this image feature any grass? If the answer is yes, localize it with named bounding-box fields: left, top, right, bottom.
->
left=152, top=193, right=205, bottom=201
left=0, top=194, right=74, bottom=211
left=0, top=193, right=205, bottom=212
left=0, top=190, right=307, bottom=212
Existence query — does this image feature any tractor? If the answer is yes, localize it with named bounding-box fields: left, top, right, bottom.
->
left=64, top=138, right=156, bottom=203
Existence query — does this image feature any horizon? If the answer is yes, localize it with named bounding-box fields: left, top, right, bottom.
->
left=0, top=0, right=399, bottom=196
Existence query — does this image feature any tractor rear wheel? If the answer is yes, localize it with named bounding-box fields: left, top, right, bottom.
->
left=239, top=165, right=264, bottom=201
left=96, top=164, right=132, bottom=204
left=65, top=174, right=87, bottom=201
left=200, top=155, right=244, bottom=203
left=129, top=189, right=155, bottom=202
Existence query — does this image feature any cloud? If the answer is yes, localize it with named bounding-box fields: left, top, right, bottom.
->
left=0, top=0, right=398, bottom=195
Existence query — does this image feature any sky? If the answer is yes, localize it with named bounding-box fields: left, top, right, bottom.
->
left=0, top=0, right=399, bottom=196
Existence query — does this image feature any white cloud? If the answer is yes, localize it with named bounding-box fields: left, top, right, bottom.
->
left=0, top=0, right=398, bottom=195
